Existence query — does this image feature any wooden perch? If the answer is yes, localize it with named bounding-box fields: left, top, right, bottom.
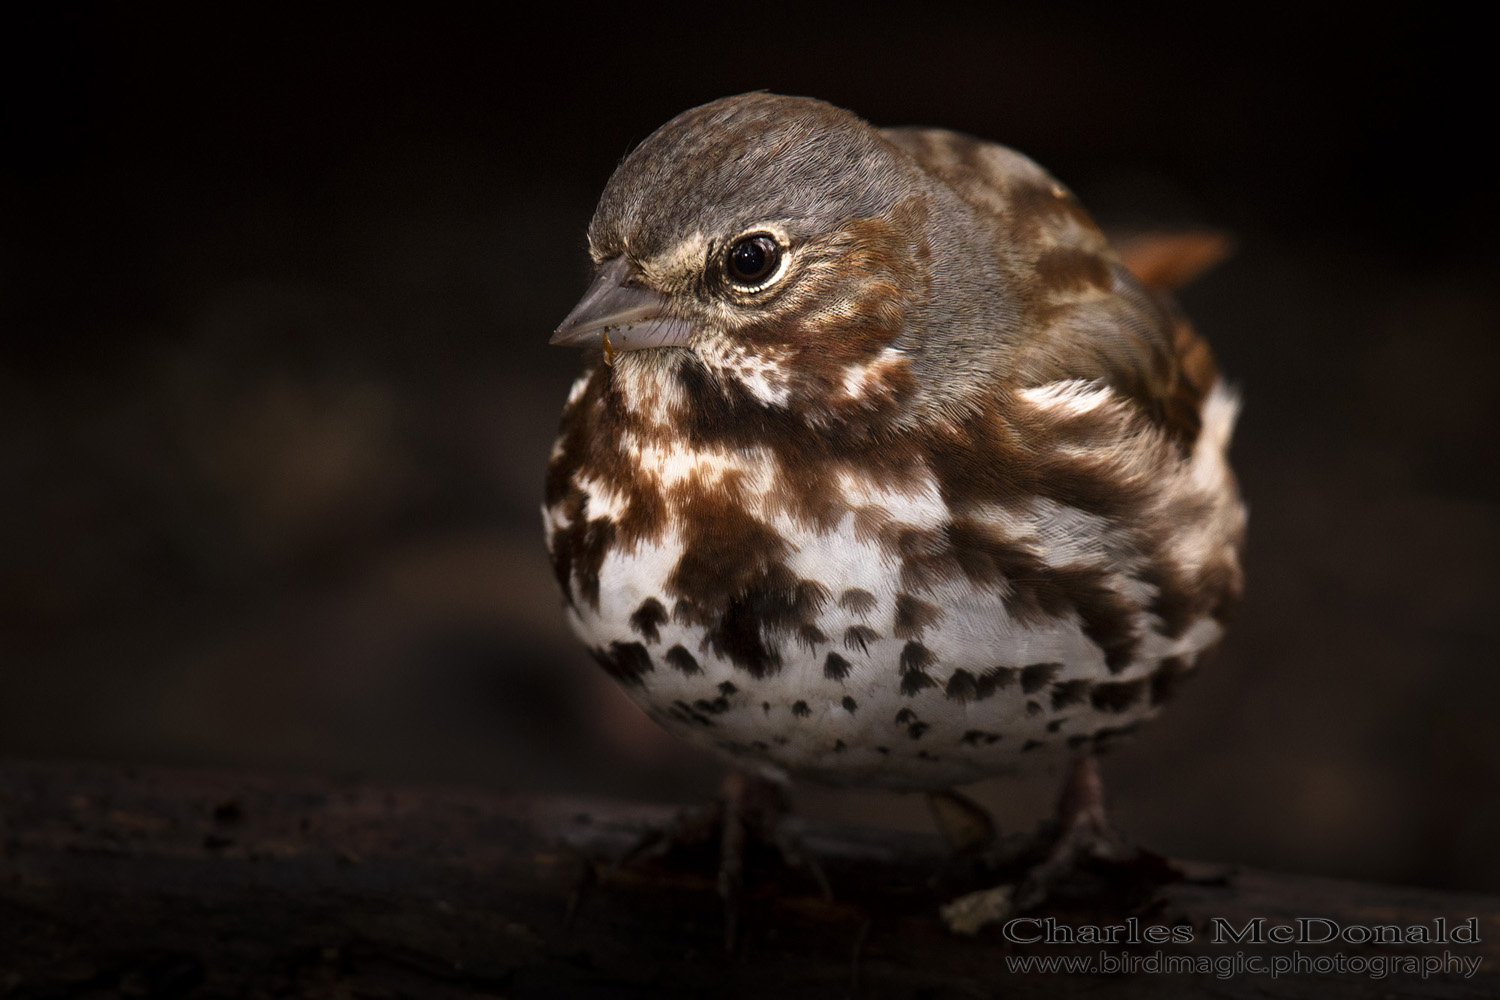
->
left=1, top=760, right=1495, bottom=997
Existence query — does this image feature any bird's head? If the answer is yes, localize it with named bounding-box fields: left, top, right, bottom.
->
left=552, top=93, right=974, bottom=428
left=552, top=93, right=1165, bottom=433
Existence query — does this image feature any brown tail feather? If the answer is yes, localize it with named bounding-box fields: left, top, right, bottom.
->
left=1113, top=230, right=1233, bottom=292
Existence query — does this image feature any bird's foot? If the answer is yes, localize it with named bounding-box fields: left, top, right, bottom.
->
left=620, top=769, right=831, bottom=949
left=1007, top=754, right=1134, bottom=914
left=941, top=757, right=1184, bottom=934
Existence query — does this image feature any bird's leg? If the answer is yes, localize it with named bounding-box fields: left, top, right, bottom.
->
left=941, top=755, right=1155, bottom=934
left=620, top=768, right=830, bottom=950
left=716, top=769, right=832, bottom=947
left=1008, top=754, right=1134, bottom=912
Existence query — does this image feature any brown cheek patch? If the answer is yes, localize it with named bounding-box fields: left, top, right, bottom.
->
left=720, top=208, right=922, bottom=435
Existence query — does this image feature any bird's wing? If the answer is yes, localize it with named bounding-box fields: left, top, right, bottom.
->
left=881, top=127, right=1219, bottom=448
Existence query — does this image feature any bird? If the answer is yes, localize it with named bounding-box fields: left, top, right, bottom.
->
left=543, top=92, right=1245, bottom=929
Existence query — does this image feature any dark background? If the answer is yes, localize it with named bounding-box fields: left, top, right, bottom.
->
left=3, top=8, right=1495, bottom=894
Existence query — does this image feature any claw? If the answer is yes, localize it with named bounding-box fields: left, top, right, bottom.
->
left=941, top=755, right=1170, bottom=934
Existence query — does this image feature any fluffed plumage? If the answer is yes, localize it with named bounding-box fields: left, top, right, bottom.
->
left=544, top=93, right=1245, bottom=795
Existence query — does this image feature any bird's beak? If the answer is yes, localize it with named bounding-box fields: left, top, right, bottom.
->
left=550, top=257, right=695, bottom=358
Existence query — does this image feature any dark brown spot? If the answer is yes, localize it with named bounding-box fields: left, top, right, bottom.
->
left=1057, top=568, right=1141, bottom=672
left=670, top=700, right=713, bottom=727
left=1141, top=563, right=1199, bottom=640
left=556, top=515, right=617, bottom=610
left=945, top=669, right=978, bottom=703
left=692, top=696, right=730, bottom=715
left=1020, top=662, right=1061, bottom=694
left=1067, top=734, right=1092, bottom=748
left=908, top=722, right=929, bottom=740
left=590, top=642, right=653, bottom=687
left=917, top=750, right=937, bottom=761
left=876, top=746, right=890, bottom=755
left=893, top=593, right=943, bottom=639
left=545, top=368, right=671, bottom=610
left=852, top=505, right=894, bottom=543
left=1141, top=512, right=1242, bottom=640
left=797, top=624, right=827, bottom=649
left=628, top=597, right=668, bottom=643
left=823, top=651, right=851, bottom=681
left=1046, top=719, right=1064, bottom=733
left=841, top=695, right=857, bottom=713
left=894, top=708, right=917, bottom=725
left=843, top=625, right=880, bottom=653
left=1150, top=656, right=1192, bottom=706
left=838, top=588, right=877, bottom=614
left=1022, top=739, right=1043, bottom=752
left=961, top=729, right=1001, bottom=745
left=833, top=739, right=846, bottom=752
left=792, top=700, right=811, bottom=718
left=1091, top=679, right=1147, bottom=713
left=718, top=681, right=738, bottom=696
left=662, top=472, right=832, bottom=678
left=901, top=671, right=937, bottom=696
left=762, top=701, right=771, bottom=714
left=664, top=645, right=700, bottom=675
left=899, top=641, right=936, bottom=674
left=1051, top=679, right=1091, bottom=710
left=888, top=517, right=1143, bottom=673
left=978, top=667, right=1018, bottom=700
left=1025, top=700, right=1044, bottom=717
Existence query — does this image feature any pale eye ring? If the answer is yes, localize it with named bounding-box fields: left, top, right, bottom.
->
left=725, top=233, right=781, bottom=287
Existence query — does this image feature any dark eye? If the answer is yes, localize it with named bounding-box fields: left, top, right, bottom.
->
left=725, top=233, right=780, bottom=286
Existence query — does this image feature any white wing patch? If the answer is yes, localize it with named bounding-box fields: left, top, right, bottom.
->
left=1019, top=379, right=1115, bottom=417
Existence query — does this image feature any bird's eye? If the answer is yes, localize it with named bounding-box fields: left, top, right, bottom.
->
left=725, top=233, right=781, bottom=287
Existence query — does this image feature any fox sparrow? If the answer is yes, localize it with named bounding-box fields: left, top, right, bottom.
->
left=544, top=93, right=1245, bottom=919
